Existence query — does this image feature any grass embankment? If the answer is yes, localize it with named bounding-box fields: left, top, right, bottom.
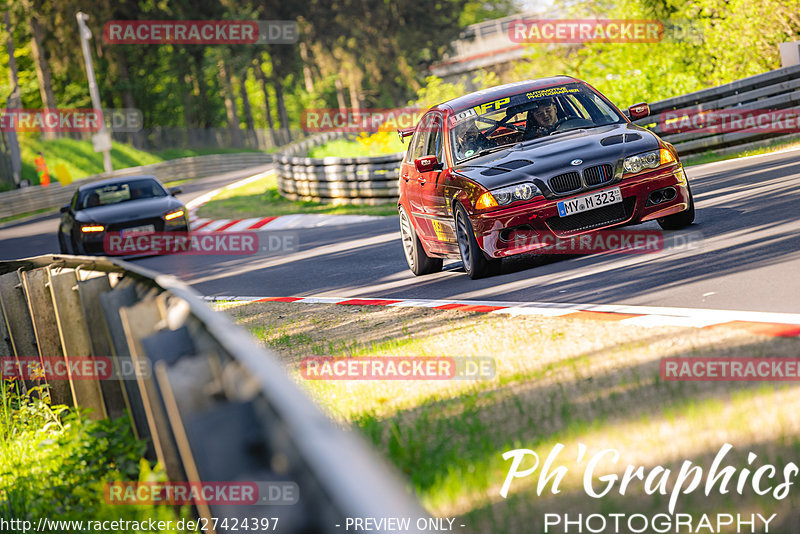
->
left=0, top=383, right=189, bottom=527
left=7, top=136, right=264, bottom=191
left=307, top=133, right=405, bottom=158
left=195, top=171, right=398, bottom=219
left=218, top=300, right=800, bottom=534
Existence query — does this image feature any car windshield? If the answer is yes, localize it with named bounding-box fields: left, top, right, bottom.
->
left=450, top=83, right=625, bottom=163
left=77, top=178, right=166, bottom=210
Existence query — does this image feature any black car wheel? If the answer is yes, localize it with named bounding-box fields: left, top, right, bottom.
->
left=58, top=231, right=69, bottom=254
left=454, top=204, right=501, bottom=279
left=658, top=181, right=695, bottom=230
left=399, top=207, right=443, bottom=276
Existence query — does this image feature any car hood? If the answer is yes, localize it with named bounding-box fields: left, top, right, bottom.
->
left=452, top=123, right=661, bottom=194
left=74, top=196, right=183, bottom=224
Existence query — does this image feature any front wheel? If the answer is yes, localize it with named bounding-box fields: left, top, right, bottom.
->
left=658, top=182, right=695, bottom=230
left=399, top=207, right=443, bottom=276
left=454, top=204, right=501, bottom=279
left=58, top=230, right=71, bottom=254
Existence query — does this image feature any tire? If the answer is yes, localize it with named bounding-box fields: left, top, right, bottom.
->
left=399, top=207, right=443, bottom=276
left=454, top=203, right=501, bottom=279
left=658, top=181, right=695, bottom=230
left=58, top=232, right=68, bottom=254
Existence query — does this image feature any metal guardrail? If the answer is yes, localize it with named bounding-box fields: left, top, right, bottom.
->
left=0, top=255, right=432, bottom=533
left=0, top=153, right=274, bottom=220
left=633, top=63, right=800, bottom=157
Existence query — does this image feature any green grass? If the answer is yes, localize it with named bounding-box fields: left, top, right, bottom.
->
left=11, top=135, right=266, bottom=189
left=18, top=136, right=162, bottom=186
left=0, top=207, right=57, bottom=225
left=196, top=172, right=398, bottom=218
left=0, top=382, right=190, bottom=527
left=308, top=135, right=405, bottom=158
left=223, top=301, right=800, bottom=532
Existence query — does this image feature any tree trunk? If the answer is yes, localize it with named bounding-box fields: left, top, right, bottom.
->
left=192, top=51, right=210, bottom=128
left=117, top=49, right=142, bottom=147
left=335, top=78, right=347, bottom=113
left=298, top=41, right=315, bottom=93
left=239, top=68, right=256, bottom=148
left=217, top=58, right=243, bottom=147
left=273, top=80, right=291, bottom=143
left=29, top=15, right=58, bottom=140
left=4, top=12, right=22, bottom=187
left=252, top=57, right=277, bottom=147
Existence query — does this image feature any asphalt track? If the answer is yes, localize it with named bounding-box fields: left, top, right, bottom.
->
left=1, top=150, right=798, bottom=313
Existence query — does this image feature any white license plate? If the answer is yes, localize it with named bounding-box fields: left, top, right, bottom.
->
left=557, top=187, right=622, bottom=217
left=121, top=224, right=155, bottom=236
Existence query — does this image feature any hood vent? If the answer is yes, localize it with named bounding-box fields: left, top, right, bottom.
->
left=479, top=159, right=534, bottom=176
left=600, top=135, right=624, bottom=146
left=624, top=133, right=642, bottom=142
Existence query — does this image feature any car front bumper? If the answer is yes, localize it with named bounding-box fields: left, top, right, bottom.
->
left=471, top=164, right=690, bottom=259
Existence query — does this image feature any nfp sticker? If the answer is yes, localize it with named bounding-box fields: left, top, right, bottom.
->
left=473, top=97, right=511, bottom=115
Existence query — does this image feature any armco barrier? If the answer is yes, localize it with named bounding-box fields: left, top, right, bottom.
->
left=276, top=132, right=404, bottom=205
left=633, top=63, right=800, bottom=157
left=0, top=152, right=273, bottom=220
left=0, top=255, right=432, bottom=532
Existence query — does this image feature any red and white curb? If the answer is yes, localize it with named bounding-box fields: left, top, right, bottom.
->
left=185, top=169, right=386, bottom=232
left=204, top=295, right=800, bottom=339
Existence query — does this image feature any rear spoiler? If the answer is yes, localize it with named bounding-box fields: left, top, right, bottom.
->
left=397, top=127, right=415, bottom=143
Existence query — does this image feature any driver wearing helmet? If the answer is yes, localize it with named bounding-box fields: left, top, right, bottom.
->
left=523, top=97, right=560, bottom=140
left=455, top=119, right=494, bottom=159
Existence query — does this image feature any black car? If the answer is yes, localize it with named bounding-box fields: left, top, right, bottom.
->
left=58, top=175, right=189, bottom=255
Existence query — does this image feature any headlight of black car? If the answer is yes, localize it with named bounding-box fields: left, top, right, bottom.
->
left=494, top=183, right=542, bottom=205
left=622, top=149, right=676, bottom=175
left=164, top=209, right=186, bottom=224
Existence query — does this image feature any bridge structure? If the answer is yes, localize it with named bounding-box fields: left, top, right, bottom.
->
left=429, top=12, right=543, bottom=88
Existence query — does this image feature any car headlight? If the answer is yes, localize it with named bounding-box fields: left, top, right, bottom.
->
left=486, top=182, right=543, bottom=207
left=623, top=149, right=676, bottom=175
left=165, top=209, right=185, bottom=222
left=81, top=224, right=105, bottom=233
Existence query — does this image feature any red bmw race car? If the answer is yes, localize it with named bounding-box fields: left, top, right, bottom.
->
left=397, top=76, right=695, bottom=279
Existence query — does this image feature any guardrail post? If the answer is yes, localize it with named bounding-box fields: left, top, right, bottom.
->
left=47, top=266, right=107, bottom=420
left=99, top=281, right=154, bottom=453
left=19, top=267, right=72, bottom=405
left=0, top=271, right=39, bottom=394
left=119, top=295, right=185, bottom=482
left=75, top=269, right=128, bottom=419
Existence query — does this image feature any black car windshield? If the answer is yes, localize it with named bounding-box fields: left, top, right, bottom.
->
left=450, top=83, right=625, bottom=163
left=76, top=178, right=167, bottom=210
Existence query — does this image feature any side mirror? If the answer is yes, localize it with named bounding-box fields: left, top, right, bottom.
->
left=169, top=186, right=182, bottom=195
left=628, top=102, right=650, bottom=120
left=414, top=156, right=442, bottom=173
left=60, top=204, right=69, bottom=213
